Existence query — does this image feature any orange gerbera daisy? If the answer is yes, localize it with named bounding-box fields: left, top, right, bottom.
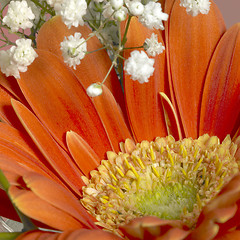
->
left=0, top=0, right=239, bottom=239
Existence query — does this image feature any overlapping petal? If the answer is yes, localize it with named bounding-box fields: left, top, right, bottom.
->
left=166, top=0, right=226, bottom=138
left=199, top=24, right=240, bottom=140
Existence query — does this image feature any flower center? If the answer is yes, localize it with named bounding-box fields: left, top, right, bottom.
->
left=81, top=134, right=239, bottom=236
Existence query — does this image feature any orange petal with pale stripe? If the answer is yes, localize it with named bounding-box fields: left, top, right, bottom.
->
left=18, top=49, right=112, bottom=159
left=23, top=172, right=96, bottom=228
left=124, top=17, right=168, bottom=142
left=66, top=131, right=100, bottom=177
left=199, top=24, right=240, bottom=140
left=37, top=16, right=125, bottom=112
left=167, top=0, right=226, bottom=138
left=12, top=100, right=85, bottom=195
left=9, top=186, right=86, bottom=231
left=92, top=85, right=132, bottom=152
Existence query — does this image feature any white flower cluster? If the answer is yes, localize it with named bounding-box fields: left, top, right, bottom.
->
left=46, top=0, right=87, bottom=28
left=144, top=33, right=165, bottom=57
left=180, top=0, right=211, bottom=16
left=60, top=32, right=87, bottom=70
left=3, top=0, right=35, bottom=32
left=0, top=39, right=38, bottom=79
left=124, top=51, right=155, bottom=83
left=92, top=0, right=168, bottom=30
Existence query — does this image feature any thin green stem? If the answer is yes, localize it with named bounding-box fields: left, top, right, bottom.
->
left=121, top=15, right=132, bottom=46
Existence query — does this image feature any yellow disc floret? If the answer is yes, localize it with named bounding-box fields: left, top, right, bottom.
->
left=81, top=134, right=239, bottom=236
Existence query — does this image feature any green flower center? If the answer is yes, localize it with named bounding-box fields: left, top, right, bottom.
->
left=81, top=135, right=239, bottom=237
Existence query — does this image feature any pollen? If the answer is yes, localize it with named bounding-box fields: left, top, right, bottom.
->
left=81, top=134, right=239, bottom=236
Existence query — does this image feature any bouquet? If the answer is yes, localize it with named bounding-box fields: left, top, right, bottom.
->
left=0, top=0, right=239, bottom=239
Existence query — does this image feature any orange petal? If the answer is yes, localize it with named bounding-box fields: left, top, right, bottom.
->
left=215, top=231, right=240, bottom=240
left=37, top=16, right=125, bottom=113
left=120, top=216, right=189, bottom=240
left=12, top=100, right=85, bottom=195
left=9, top=186, right=85, bottom=231
left=16, top=229, right=122, bottom=240
left=0, top=122, right=61, bottom=183
left=18, top=49, right=112, bottom=159
left=199, top=24, right=240, bottom=140
left=23, top=172, right=96, bottom=229
left=124, top=17, right=168, bottom=142
left=92, top=85, right=133, bottom=152
left=167, top=1, right=226, bottom=138
left=66, top=131, right=100, bottom=177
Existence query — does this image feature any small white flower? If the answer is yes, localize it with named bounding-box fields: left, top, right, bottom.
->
left=86, top=83, right=103, bottom=97
left=114, top=7, right=127, bottom=21
left=128, top=1, right=144, bottom=16
left=110, top=0, right=123, bottom=10
left=180, top=0, right=211, bottom=16
left=0, top=39, right=37, bottom=79
left=139, top=1, right=168, bottom=30
left=55, top=0, right=87, bottom=28
left=46, top=0, right=62, bottom=7
left=0, top=50, right=20, bottom=78
left=3, top=0, right=35, bottom=32
left=144, top=33, right=165, bottom=57
left=60, top=32, right=87, bottom=69
left=124, top=50, right=155, bottom=84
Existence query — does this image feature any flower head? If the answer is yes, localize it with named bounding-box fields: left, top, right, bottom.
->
left=180, top=0, right=211, bottom=16
left=144, top=33, right=165, bottom=57
left=0, top=1, right=239, bottom=240
left=60, top=32, right=87, bottom=69
left=139, top=1, right=169, bottom=30
left=124, top=50, right=155, bottom=83
left=3, top=0, right=35, bottom=32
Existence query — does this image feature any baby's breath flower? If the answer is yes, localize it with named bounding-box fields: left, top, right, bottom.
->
left=144, top=33, right=165, bottom=57
left=0, top=50, right=19, bottom=78
left=110, top=0, right=123, bottom=10
left=139, top=1, right=168, bottom=30
left=180, top=0, right=211, bottom=16
left=86, top=83, right=103, bottom=97
left=128, top=1, right=144, bottom=16
left=124, top=50, right=155, bottom=84
left=114, top=7, right=127, bottom=21
left=3, top=0, right=35, bottom=32
left=55, top=0, right=87, bottom=28
left=0, top=39, right=37, bottom=79
left=60, top=32, right=87, bottom=70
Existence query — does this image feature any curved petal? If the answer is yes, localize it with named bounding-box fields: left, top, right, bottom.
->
left=0, top=122, right=61, bottom=183
left=37, top=16, right=125, bottom=113
left=199, top=24, right=240, bottom=140
left=9, top=186, right=85, bottom=231
left=92, top=85, right=133, bottom=152
left=12, top=100, right=85, bottom=195
left=23, top=172, right=96, bottom=229
left=167, top=0, right=226, bottom=138
left=215, top=231, right=240, bottom=240
left=16, top=229, right=122, bottom=240
left=191, top=174, right=240, bottom=240
left=120, top=216, right=190, bottom=240
left=18, top=49, right=112, bottom=159
left=66, top=131, right=100, bottom=177
left=124, top=17, right=168, bottom=142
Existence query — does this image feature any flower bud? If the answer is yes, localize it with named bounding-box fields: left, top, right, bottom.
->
left=110, top=0, right=123, bottom=10
left=86, top=83, right=103, bottom=97
left=114, top=8, right=127, bottom=21
left=128, top=1, right=144, bottom=16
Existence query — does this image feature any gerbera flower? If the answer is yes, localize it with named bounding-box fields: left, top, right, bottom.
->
left=0, top=0, right=239, bottom=239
